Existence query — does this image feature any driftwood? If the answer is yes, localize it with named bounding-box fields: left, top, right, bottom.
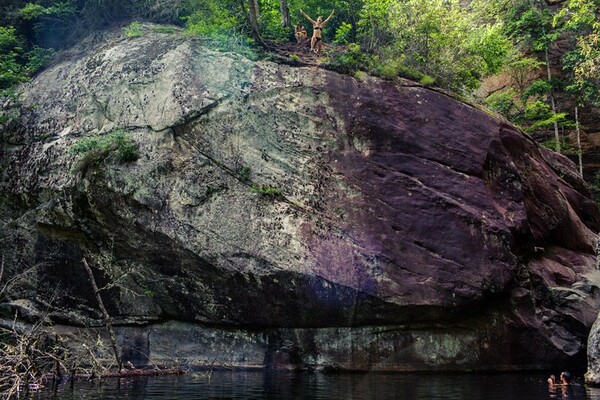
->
left=36, top=367, right=185, bottom=381
left=101, top=368, right=186, bottom=378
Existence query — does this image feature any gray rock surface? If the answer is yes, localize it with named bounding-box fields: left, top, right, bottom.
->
left=1, top=24, right=600, bottom=371
left=587, top=312, right=600, bottom=385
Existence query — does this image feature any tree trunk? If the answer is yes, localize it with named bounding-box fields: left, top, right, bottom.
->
left=242, top=0, right=266, bottom=46
left=279, top=0, right=290, bottom=28
left=545, top=48, right=561, bottom=153
left=249, top=0, right=260, bottom=25
left=538, top=0, right=561, bottom=153
left=575, top=105, right=583, bottom=177
left=537, top=0, right=561, bottom=153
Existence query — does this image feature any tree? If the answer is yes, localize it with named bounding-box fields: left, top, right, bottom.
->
left=355, top=0, right=512, bottom=92
left=357, top=0, right=393, bottom=52
left=236, top=0, right=265, bottom=46
left=0, top=26, right=26, bottom=91
left=505, top=55, right=544, bottom=94
left=279, top=0, right=290, bottom=28
left=554, top=0, right=600, bottom=174
left=531, top=0, right=562, bottom=152
left=484, top=0, right=565, bottom=150
left=554, top=0, right=600, bottom=83
left=247, top=0, right=262, bottom=40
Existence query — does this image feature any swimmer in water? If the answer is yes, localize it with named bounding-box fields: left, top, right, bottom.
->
left=560, top=371, right=572, bottom=385
left=548, top=371, right=576, bottom=398
left=548, top=371, right=572, bottom=385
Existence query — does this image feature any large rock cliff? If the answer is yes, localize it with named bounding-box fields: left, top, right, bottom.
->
left=1, top=25, right=600, bottom=371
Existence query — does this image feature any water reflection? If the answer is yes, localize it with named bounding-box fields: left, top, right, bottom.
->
left=30, top=371, right=600, bottom=400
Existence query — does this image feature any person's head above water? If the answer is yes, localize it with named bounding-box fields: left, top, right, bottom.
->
left=560, top=371, right=572, bottom=384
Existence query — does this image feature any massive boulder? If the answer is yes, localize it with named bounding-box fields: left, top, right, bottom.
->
left=1, top=25, right=600, bottom=371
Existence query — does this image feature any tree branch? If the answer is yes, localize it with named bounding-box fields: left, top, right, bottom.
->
left=81, top=258, right=122, bottom=372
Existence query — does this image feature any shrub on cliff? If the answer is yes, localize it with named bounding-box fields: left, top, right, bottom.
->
left=251, top=184, right=284, bottom=200
left=70, top=130, right=139, bottom=174
left=0, top=26, right=27, bottom=93
left=0, top=25, right=54, bottom=95
left=123, top=21, right=144, bottom=38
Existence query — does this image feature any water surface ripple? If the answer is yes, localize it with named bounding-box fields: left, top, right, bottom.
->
left=29, top=371, right=600, bottom=399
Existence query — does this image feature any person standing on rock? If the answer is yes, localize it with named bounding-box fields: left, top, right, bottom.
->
left=294, top=24, right=308, bottom=43
left=300, top=9, right=334, bottom=54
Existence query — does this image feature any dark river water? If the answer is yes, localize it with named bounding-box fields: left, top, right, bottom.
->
left=28, top=371, right=600, bottom=399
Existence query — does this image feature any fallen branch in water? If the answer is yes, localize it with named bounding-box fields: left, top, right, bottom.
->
left=101, top=368, right=186, bottom=378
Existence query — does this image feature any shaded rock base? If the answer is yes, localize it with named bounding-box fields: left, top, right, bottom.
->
left=50, top=317, right=583, bottom=373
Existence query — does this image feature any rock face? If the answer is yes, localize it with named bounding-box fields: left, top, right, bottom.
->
left=1, top=25, right=600, bottom=371
left=586, top=313, right=600, bottom=385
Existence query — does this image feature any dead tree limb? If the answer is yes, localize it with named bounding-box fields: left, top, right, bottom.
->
left=81, top=258, right=122, bottom=372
